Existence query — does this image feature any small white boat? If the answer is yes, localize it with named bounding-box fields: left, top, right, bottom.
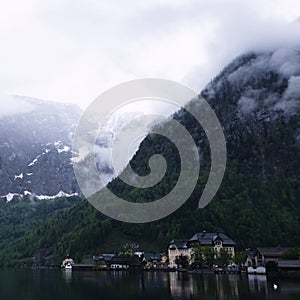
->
left=65, top=262, right=73, bottom=270
left=61, top=257, right=74, bottom=269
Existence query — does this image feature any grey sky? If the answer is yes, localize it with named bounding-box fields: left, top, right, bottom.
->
left=0, top=0, right=300, bottom=109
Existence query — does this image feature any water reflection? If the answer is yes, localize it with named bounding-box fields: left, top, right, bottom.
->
left=169, top=272, right=250, bottom=300
left=0, top=269, right=298, bottom=300
left=169, top=272, right=195, bottom=299
left=168, top=272, right=299, bottom=300
left=62, top=269, right=72, bottom=283
left=248, top=274, right=268, bottom=295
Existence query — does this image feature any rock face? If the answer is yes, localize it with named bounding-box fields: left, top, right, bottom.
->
left=0, top=96, right=82, bottom=200
left=199, top=48, right=300, bottom=179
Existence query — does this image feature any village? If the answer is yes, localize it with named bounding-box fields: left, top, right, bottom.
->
left=61, top=230, right=300, bottom=278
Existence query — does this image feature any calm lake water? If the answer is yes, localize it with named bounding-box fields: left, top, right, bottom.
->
left=0, top=269, right=299, bottom=300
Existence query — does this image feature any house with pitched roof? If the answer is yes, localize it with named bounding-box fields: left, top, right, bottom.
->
left=168, top=239, right=190, bottom=268
left=245, top=247, right=293, bottom=271
left=168, top=231, right=236, bottom=268
left=188, top=231, right=236, bottom=258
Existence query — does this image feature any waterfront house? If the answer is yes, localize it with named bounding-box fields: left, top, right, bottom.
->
left=245, top=247, right=291, bottom=270
left=168, top=239, right=190, bottom=268
left=142, top=253, right=169, bottom=269
left=72, top=258, right=96, bottom=270
left=168, top=231, right=236, bottom=268
left=188, top=231, right=236, bottom=258
left=108, top=255, right=142, bottom=270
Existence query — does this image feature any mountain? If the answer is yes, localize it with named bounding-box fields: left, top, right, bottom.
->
left=100, top=48, right=299, bottom=248
left=1, top=47, right=300, bottom=266
left=0, top=96, right=82, bottom=200
left=201, top=48, right=300, bottom=178
left=0, top=96, right=153, bottom=201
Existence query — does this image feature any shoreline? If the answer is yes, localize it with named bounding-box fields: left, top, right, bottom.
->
left=9, top=265, right=300, bottom=280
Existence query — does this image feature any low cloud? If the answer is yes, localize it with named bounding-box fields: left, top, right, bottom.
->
left=270, top=49, right=300, bottom=77
left=238, top=97, right=258, bottom=115
left=0, top=95, right=36, bottom=118
left=0, top=0, right=300, bottom=108
left=284, top=76, right=300, bottom=99
left=230, top=47, right=300, bottom=116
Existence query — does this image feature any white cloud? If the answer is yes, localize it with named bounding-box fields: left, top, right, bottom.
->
left=270, top=49, right=300, bottom=77
left=285, top=76, right=300, bottom=99
left=0, top=95, right=36, bottom=117
left=0, top=0, right=299, bottom=109
left=238, top=96, right=258, bottom=114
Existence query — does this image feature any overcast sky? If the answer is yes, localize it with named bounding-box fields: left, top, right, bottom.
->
left=1, top=0, right=300, bottom=109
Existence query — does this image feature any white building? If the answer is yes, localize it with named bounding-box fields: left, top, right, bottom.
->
left=168, top=231, right=236, bottom=268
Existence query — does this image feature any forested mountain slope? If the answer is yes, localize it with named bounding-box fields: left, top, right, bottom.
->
left=2, top=48, right=300, bottom=266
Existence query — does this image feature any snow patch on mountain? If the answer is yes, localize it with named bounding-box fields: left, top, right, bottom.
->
left=1, top=191, right=79, bottom=202
left=5, top=193, right=18, bottom=202
left=35, top=191, right=79, bottom=200
left=28, top=156, right=41, bottom=167
left=54, top=141, right=72, bottom=153
left=0, top=96, right=82, bottom=198
left=14, top=173, right=23, bottom=180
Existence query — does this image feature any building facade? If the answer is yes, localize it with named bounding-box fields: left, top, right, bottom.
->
left=168, top=231, right=236, bottom=268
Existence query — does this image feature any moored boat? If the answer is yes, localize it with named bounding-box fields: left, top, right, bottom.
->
left=65, top=262, right=72, bottom=270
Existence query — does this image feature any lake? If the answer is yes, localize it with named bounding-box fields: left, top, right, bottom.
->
left=0, top=269, right=299, bottom=300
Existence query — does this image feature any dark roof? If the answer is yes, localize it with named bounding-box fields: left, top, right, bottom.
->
left=169, top=239, right=189, bottom=249
left=93, top=254, right=116, bottom=261
left=82, top=258, right=95, bottom=265
left=257, top=247, right=291, bottom=257
left=110, top=255, right=140, bottom=264
left=102, top=254, right=116, bottom=260
left=144, top=253, right=161, bottom=261
left=278, top=260, right=300, bottom=268
left=189, top=232, right=236, bottom=246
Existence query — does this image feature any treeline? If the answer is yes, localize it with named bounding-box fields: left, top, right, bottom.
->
left=1, top=169, right=298, bottom=266
left=0, top=196, right=81, bottom=266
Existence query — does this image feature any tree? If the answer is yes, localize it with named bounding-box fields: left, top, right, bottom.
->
left=191, top=244, right=204, bottom=268
left=175, top=254, right=189, bottom=268
left=282, top=248, right=300, bottom=260
left=218, top=248, right=231, bottom=266
left=202, top=246, right=215, bottom=267
left=120, top=243, right=139, bottom=256
left=234, top=251, right=247, bottom=264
